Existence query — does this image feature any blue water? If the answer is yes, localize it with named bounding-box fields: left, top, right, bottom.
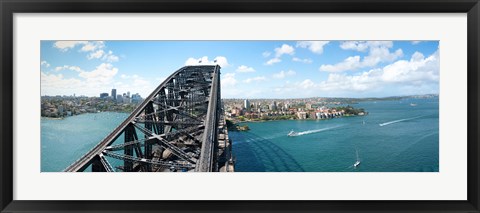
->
left=230, top=98, right=439, bottom=172
left=41, top=112, right=128, bottom=172
left=41, top=98, right=439, bottom=172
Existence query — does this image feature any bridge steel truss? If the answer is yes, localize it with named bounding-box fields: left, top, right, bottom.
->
left=64, top=65, right=229, bottom=172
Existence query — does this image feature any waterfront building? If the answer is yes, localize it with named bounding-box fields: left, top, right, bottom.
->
left=297, top=111, right=307, bottom=120
left=111, top=88, right=117, bottom=100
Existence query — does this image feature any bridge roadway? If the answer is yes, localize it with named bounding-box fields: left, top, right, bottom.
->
left=64, top=65, right=221, bottom=172
left=195, top=63, right=220, bottom=172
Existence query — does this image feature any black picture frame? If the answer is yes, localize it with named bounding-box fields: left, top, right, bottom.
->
left=1, top=0, right=479, bottom=212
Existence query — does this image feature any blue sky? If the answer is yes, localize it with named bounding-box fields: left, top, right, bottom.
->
left=41, top=40, right=439, bottom=98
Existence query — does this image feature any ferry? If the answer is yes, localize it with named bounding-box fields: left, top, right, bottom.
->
left=353, top=160, right=361, bottom=167
left=287, top=130, right=299, bottom=137
left=353, top=149, right=361, bottom=168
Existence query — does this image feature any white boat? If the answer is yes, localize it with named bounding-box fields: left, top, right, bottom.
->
left=287, top=130, right=299, bottom=137
left=353, top=149, right=361, bottom=168
left=410, top=103, right=417, bottom=107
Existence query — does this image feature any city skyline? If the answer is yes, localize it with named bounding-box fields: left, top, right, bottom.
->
left=41, top=40, right=439, bottom=98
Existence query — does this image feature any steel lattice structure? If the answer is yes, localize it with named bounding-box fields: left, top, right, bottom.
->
left=64, top=65, right=234, bottom=172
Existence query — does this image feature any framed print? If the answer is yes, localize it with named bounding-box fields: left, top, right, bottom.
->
left=1, top=0, right=479, bottom=212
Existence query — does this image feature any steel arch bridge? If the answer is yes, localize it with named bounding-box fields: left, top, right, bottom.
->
left=64, top=65, right=234, bottom=172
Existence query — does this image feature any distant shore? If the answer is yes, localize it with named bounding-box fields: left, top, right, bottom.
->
left=42, top=117, right=64, bottom=120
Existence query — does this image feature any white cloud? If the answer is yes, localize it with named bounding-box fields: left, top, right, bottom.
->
left=263, top=44, right=295, bottom=66
left=381, top=51, right=439, bottom=83
left=102, top=51, right=119, bottom=62
left=236, top=65, right=255, bottom=73
left=53, top=41, right=88, bottom=51
left=78, top=63, right=118, bottom=85
left=340, top=41, right=370, bottom=52
left=80, top=41, right=105, bottom=52
left=54, top=65, right=83, bottom=72
left=262, top=51, right=271, bottom=57
left=411, top=41, right=422, bottom=45
left=265, top=58, right=281, bottom=65
left=274, top=50, right=439, bottom=97
left=41, top=61, right=50, bottom=68
left=120, top=74, right=140, bottom=79
left=292, top=57, right=313, bottom=64
left=298, top=79, right=316, bottom=89
left=41, top=72, right=84, bottom=95
left=221, top=73, right=237, bottom=87
left=296, top=41, right=329, bottom=54
left=54, top=41, right=119, bottom=62
left=184, top=56, right=229, bottom=67
left=243, top=76, right=266, bottom=83
left=320, top=41, right=403, bottom=72
left=41, top=63, right=120, bottom=96
left=87, top=49, right=119, bottom=62
left=273, top=70, right=296, bottom=79
left=274, top=44, right=295, bottom=57
left=319, top=56, right=361, bottom=72
left=88, top=50, right=105, bottom=59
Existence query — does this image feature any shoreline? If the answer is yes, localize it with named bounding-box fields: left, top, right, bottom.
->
left=41, top=111, right=131, bottom=120
left=231, top=114, right=365, bottom=124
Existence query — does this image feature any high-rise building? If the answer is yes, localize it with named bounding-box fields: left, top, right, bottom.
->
left=100, top=93, right=109, bottom=98
left=270, top=101, right=277, bottom=111
left=244, top=99, right=250, bottom=111
left=117, top=94, right=123, bottom=103
left=132, top=93, right=143, bottom=104
left=111, top=88, right=117, bottom=100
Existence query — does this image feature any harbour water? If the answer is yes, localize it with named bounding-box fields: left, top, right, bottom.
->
left=41, top=98, right=439, bottom=172
left=230, top=98, right=439, bottom=172
left=41, top=112, right=129, bottom=172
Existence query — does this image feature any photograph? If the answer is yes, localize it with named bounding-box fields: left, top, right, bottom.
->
left=40, top=40, right=440, bottom=172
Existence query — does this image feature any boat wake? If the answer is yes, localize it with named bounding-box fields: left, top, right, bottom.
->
left=290, top=125, right=344, bottom=137
left=379, top=115, right=426, bottom=127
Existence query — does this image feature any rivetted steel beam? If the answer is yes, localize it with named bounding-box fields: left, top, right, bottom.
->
left=134, top=120, right=202, bottom=126
left=99, top=153, right=114, bottom=172
left=103, top=150, right=195, bottom=169
left=132, top=122, right=198, bottom=164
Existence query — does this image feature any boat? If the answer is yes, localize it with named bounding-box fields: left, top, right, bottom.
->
left=287, top=130, right=299, bottom=137
left=353, top=149, right=361, bottom=168
left=410, top=103, right=417, bottom=107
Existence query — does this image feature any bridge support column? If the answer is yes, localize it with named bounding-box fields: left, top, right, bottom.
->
left=92, top=156, right=106, bottom=172
left=144, top=102, right=155, bottom=172
left=124, top=124, right=136, bottom=172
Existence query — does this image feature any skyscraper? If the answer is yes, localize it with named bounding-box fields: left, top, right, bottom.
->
left=111, top=88, right=117, bottom=100
left=244, top=99, right=250, bottom=111
left=271, top=101, right=277, bottom=111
